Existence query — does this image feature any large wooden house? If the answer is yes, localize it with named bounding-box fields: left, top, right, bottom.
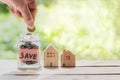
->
left=61, top=50, right=75, bottom=67
left=44, top=44, right=58, bottom=67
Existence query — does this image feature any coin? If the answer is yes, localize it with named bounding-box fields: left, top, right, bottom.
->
left=25, top=61, right=37, bottom=65
left=27, top=26, right=35, bottom=32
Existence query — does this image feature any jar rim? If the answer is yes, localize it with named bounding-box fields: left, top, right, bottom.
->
left=19, top=33, right=40, bottom=42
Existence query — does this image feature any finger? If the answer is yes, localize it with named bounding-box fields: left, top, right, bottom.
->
left=10, top=8, right=14, bottom=14
left=26, top=0, right=37, bottom=21
left=15, top=10, right=23, bottom=18
left=21, top=5, right=34, bottom=29
left=29, top=8, right=37, bottom=21
left=10, top=8, right=23, bottom=18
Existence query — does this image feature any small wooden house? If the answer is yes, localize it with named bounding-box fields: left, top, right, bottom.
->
left=61, top=50, right=75, bottom=67
left=44, top=44, right=58, bottom=67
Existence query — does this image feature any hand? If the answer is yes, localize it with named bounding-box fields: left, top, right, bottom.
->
left=3, top=0, right=37, bottom=28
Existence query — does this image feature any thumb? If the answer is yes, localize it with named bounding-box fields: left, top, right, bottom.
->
left=21, top=5, right=34, bottom=29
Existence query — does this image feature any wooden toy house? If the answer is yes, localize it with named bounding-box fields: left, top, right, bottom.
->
left=61, top=50, right=75, bottom=67
left=44, top=44, right=58, bottom=67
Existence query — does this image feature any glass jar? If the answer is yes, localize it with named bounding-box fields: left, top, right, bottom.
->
left=18, top=33, right=40, bottom=70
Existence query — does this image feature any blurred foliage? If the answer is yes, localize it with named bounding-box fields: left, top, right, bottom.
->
left=0, top=2, right=9, bottom=13
left=0, top=0, right=120, bottom=60
left=38, top=0, right=57, bottom=7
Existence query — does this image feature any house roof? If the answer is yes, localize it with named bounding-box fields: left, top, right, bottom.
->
left=62, top=50, right=75, bottom=56
left=44, top=44, right=58, bottom=54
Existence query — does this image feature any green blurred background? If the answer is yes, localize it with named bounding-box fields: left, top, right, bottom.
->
left=0, top=0, right=120, bottom=60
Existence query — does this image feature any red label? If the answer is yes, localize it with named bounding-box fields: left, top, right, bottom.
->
left=19, top=49, right=40, bottom=62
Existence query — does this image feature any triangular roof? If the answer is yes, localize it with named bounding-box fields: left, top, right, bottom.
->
left=62, top=50, right=75, bottom=56
left=44, top=44, right=58, bottom=53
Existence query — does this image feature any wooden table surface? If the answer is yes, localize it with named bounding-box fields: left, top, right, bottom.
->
left=1, top=60, right=120, bottom=80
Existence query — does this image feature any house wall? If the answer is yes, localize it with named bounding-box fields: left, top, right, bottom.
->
left=61, top=51, right=75, bottom=67
left=44, top=47, right=58, bottom=67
